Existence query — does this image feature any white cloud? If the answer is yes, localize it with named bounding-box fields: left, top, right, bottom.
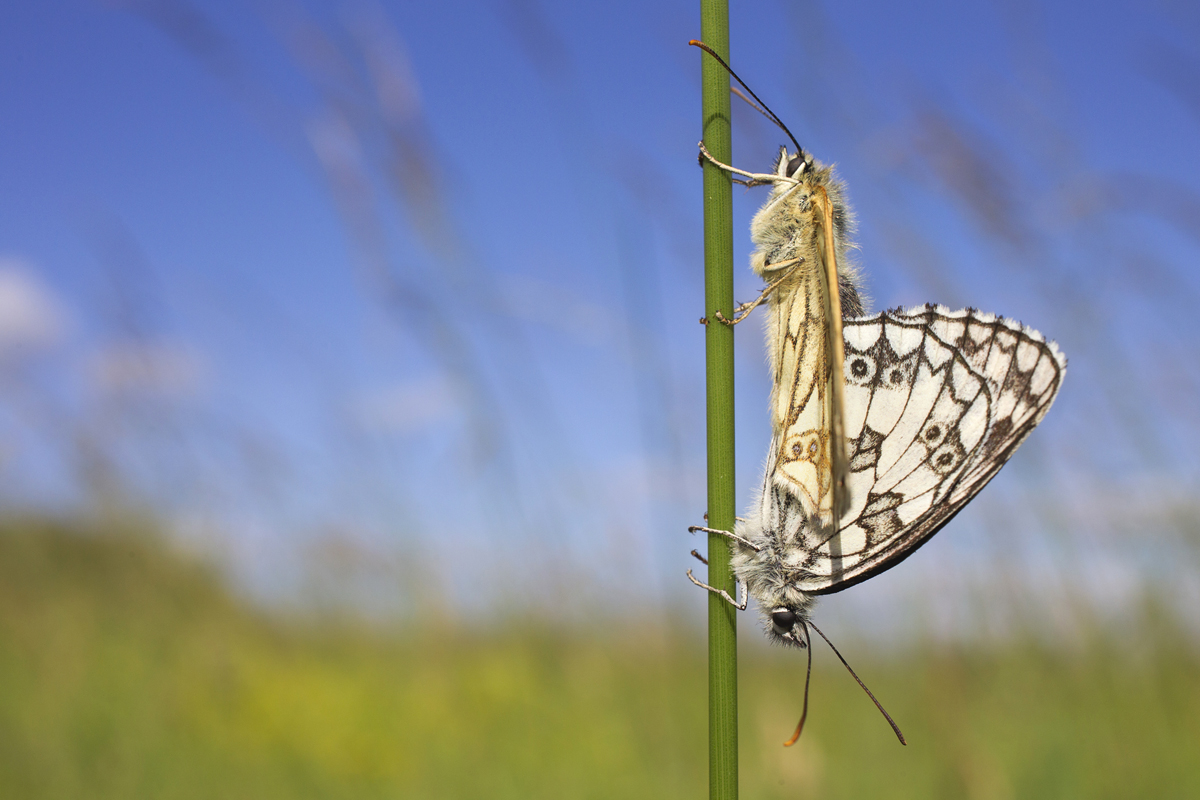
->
left=0, top=259, right=68, bottom=354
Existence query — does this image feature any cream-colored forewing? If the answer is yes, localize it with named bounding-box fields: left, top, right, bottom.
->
left=814, top=188, right=849, bottom=521
left=768, top=190, right=847, bottom=527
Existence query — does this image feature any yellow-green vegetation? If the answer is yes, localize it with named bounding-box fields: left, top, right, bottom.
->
left=0, top=518, right=1197, bottom=799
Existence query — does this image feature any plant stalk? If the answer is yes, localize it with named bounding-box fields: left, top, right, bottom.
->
left=697, top=2, right=737, bottom=798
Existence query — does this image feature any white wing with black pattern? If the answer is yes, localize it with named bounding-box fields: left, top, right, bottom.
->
left=780, top=305, right=1066, bottom=594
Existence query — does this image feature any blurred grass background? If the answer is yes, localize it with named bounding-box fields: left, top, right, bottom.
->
left=2, top=517, right=1196, bottom=799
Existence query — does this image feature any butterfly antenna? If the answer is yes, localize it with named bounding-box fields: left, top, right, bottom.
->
left=807, top=620, right=907, bottom=745
left=731, top=86, right=776, bottom=126
left=688, top=40, right=804, bottom=157
left=783, top=621, right=814, bottom=747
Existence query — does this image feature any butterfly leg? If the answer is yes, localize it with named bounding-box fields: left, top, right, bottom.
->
left=686, top=569, right=748, bottom=610
left=713, top=258, right=804, bottom=325
left=688, top=524, right=762, bottom=552
left=697, top=141, right=796, bottom=188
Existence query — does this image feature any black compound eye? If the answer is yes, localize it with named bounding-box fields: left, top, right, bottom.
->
left=786, top=155, right=807, bottom=177
left=771, top=609, right=797, bottom=630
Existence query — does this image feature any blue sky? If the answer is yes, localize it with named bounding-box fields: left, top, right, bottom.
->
left=2, top=0, right=1199, bottom=636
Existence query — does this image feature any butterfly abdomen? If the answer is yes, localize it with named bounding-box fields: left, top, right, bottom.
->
left=732, top=482, right=820, bottom=639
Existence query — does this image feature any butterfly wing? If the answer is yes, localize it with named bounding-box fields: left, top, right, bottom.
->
left=790, top=305, right=1066, bottom=594
left=815, top=187, right=850, bottom=521
left=768, top=262, right=838, bottom=525
left=768, top=188, right=849, bottom=527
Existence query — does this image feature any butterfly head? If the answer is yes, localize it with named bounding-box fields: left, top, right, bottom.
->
left=774, top=146, right=813, bottom=181
left=768, top=606, right=809, bottom=648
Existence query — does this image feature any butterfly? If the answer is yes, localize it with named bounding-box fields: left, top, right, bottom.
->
left=692, top=42, right=865, bottom=528
left=698, top=303, right=1065, bottom=744
left=687, top=41, right=1067, bottom=745
left=726, top=304, right=1065, bottom=611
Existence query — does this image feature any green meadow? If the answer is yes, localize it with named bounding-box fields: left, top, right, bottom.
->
left=1, top=519, right=1197, bottom=799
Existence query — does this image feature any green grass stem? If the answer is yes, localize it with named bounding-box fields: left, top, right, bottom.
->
left=697, top=3, right=737, bottom=798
